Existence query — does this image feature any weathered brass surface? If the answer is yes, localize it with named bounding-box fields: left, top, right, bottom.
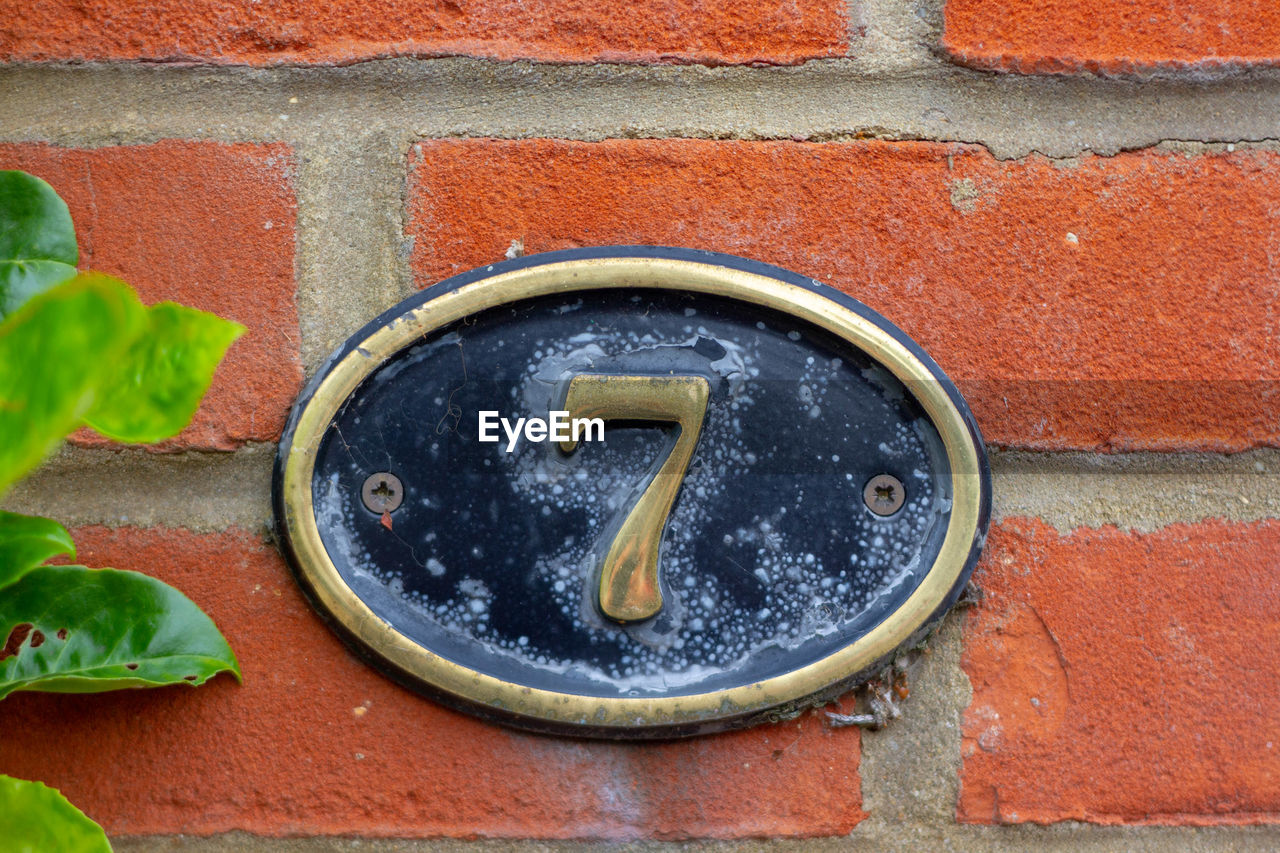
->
left=559, top=373, right=711, bottom=623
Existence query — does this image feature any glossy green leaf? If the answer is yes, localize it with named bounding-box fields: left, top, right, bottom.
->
left=0, top=511, right=74, bottom=591
left=0, top=565, right=240, bottom=700
left=0, top=273, right=146, bottom=495
left=0, top=775, right=111, bottom=853
left=0, top=171, right=79, bottom=321
left=83, top=302, right=245, bottom=443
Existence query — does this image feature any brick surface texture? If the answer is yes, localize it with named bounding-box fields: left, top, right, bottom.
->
left=0, top=528, right=865, bottom=839
left=943, top=0, right=1280, bottom=75
left=409, top=138, right=1280, bottom=453
left=5, top=0, right=1280, bottom=838
left=0, top=142, right=302, bottom=450
left=0, top=1, right=848, bottom=66
left=960, top=519, right=1280, bottom=825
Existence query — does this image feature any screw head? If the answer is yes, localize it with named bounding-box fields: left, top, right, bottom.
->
left=863, top=474, right=905, bottom=517
left=361, top=472, right=404, bottom=513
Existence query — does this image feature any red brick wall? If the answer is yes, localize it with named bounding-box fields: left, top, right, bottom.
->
left=0, top=1, right=848, bottom=66
left=943, top=0, right=1280, bottom=75
left=2, top=0, right=1278, bottom=847
left=409, top=139, right=1280, bottom=452
left=0, top=527, right=864, bottom=839
left=0, top=142, right=301, bottom=451
left=963, top=519, right=1280, bottom=824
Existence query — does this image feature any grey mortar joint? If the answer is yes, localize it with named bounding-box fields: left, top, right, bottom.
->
left=991, top=449, right=1280, bottom=533
left=0, top=444, right=276, bottom=535
left=294, top=129, right=415, bottom=370
left=843, top=0, right=948, bottom=76
left=5, top=62, right=1280, bottom=159
left=110, top=824, right=1280, bottom=851
left=856, top=614, right=970, bottom=827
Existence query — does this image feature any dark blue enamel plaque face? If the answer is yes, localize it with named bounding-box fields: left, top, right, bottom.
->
left=275, top=248, right=990, bottom=738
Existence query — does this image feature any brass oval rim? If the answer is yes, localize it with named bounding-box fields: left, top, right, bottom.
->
left=277, top=253, right=987, bottom=735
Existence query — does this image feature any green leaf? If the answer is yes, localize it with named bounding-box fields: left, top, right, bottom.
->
left=0, top=775, right=111, bottom=853
left=0, top=172, right=77, bottom=264
left=0, top=171, right=79, bottom=321
left=0, top=565, right=240, bottom=700
left=82, top=302, right=245, bottom=444
left=0, top=511, right=74, bottom=591
left=2, top=259, right=79, bottom=321
left=0, top=273, right=147, bottom=495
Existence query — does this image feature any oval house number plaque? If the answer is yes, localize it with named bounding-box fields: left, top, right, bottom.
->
left=274, top=247, right=991, bottom=738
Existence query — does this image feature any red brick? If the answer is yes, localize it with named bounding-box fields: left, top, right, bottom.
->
left=959, top=518, right=1280, bottom=825
left=0, top=1, right=847, bottom=66
left=0, top=142, right=301, bottom=450
left=0, top=527, right=864, bottom=838
left=943, top=0, right=1280, bottom=75
left=408, top=139, right=1280, bottom=452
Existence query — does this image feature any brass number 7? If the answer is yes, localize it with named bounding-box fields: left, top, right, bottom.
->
left=559, top=374, right=711, bottom=623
